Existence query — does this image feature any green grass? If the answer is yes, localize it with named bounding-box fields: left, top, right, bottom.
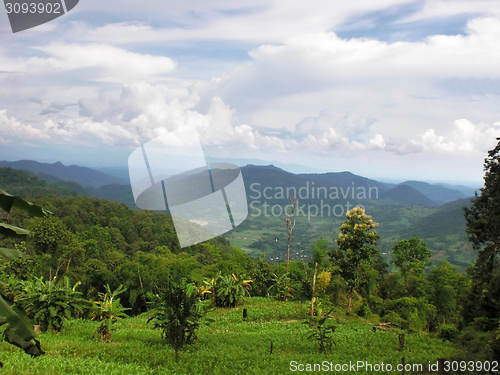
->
left=0, top=298, right=457, bottom=374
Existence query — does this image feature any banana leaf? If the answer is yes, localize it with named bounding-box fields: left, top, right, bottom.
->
left=0, top=223, right=30, bottom=238
left=0, top=188, right=48, bottom=357
left=0, top=247, right=26, bottom=260
left=0, top=295, right=44, bottom=357
left=0, top=189, right=52, bottom=216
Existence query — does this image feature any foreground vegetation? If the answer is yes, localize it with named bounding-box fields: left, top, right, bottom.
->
left=1, top=139, right=500, bottom=373
left=0, top=298, right=457, bottom=375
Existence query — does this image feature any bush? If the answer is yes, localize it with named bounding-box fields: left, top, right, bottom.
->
left=213, top=274, right=252, bottom=308
left=147, top=280, right=205, bottom=362
left=15, top=276, right=89, bottom=332
left=90, top=284, right=130, bottom=342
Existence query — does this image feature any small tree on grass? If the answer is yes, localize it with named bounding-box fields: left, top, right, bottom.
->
left=147, top=279, right=203, bottom=362
left=269, top=272, right=294, bottom=301
left=90, top=284, right=130, bottom=342
left=213, top=273, right=252, bottom=308
left=303, top=302, right=336, bottom=354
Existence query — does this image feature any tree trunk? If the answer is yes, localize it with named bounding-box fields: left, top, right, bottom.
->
left=348, top=289, right=353, bottom=312
left=311, top=263, right=318, bottom=318
left=175, top=349, right=179, bottom=362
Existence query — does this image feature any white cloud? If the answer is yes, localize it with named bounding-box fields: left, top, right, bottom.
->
left=1, top=44, right=176, bottom=82
left=0, top=110, right=48, bottom=140
left=419, top=119, right=500, bottom=153
left=64, top=0, right=414, bottom=44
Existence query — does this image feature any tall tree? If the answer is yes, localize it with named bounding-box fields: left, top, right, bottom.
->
left=284, top=196, right=297, bottom=272
left=391, top=237, right=431, bottom=277
left=329, top=207, right=380, bottom=312
left=463, top=138, right=500, bottom=322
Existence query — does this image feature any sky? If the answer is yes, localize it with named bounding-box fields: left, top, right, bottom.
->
left=1, top=0, right=500, bottom=185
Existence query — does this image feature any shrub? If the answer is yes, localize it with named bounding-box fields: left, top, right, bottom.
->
left=269, top=272, right=294, bottom=302
left=213, top=274, right=252, bottom=308
left=303, top=304, right=336, bottom=354
left=147, top=279, right=204, bottom=362
left=90, top=284, right=130, bottom=342
left=15, top=276, right=89, bottom=332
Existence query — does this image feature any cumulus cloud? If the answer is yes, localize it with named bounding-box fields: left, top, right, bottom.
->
left=419, top=119, right=500, bottom=153
left=0, top=110, right=48, bottom=140
left=207, top=16, right=500, bottom=107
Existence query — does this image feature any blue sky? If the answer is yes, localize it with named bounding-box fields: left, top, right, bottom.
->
left=1, top=0, right=500, bottom=184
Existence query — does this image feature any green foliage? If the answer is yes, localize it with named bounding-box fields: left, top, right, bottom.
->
left=463, top=138, right=500, bottom=323
left=303, top=302, right=336, bottom=354
left=311, top=239, right=330, bottom=269
left=439, top=324, right=459, bottom=341
left=391, top=237, right=431, bottom=277
left=329, top=207, right=382, bottom=311
left=90, top=284, right=130, bottom=342
left=269, top=272, right=295, bottom=301
left=249, top=253, right=273, bottom=297
left=14, top=276, right=89, bottom=332
left=0, top=187, right=49, bottom=357
left=213, top=274, right=252, bottom=308
left=147, top=280, right=204, bottom=362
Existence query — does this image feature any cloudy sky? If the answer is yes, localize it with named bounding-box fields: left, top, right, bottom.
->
left=1, top=0, right=500, bottom=184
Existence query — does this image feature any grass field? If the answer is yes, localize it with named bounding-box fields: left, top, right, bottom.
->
left=0, top=298, right=457, bottom=374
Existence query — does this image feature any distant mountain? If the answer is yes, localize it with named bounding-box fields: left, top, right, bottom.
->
left=298, top=171, right=389, bottom=191
left=403, top=198, right=472, bottom=238
left=381, top=185, right=437, bottom=207
left=0, top=160, right=127, bottom=188
left=436, top=183, right=478, bottom=198
left=0, top=167, right=80, bottom=199
left=400, top=181, right=466, bottom=205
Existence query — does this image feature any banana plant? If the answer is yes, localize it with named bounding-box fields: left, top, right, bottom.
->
left=90, top=284, right=130, bottom=342
left=14, top=276, right=88, bottom=332
left=0, top=188, right=50, bottom=357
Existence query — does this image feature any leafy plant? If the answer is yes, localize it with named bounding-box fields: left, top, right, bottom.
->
left=214, top=273, right=252, bottom=308
left=269, top=272, right=295, bottom=301
left=303, top=301, right=336, bottom=354
left=0, top=188, right=50, bottom=357
left=147, top=279, right=204, bottom=362
left=15, top=276, right=89, bottom=332
left=90, top=284, right=130, bottom=342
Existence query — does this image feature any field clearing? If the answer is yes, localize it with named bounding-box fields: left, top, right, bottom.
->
left=0, top=298, right=457, bottom=375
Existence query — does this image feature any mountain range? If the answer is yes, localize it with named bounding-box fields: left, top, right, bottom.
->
left=0, top=160, right=479, bottom=270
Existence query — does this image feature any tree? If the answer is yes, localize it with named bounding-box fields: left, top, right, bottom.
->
left=0, top=188, right=48, bottom=358
left=284, top=196, right=298, bottom=272
left=329, top=207, right=380, bottom=312
left=90, top=284, right=130, bottom=342
left=214, top=273, right=252, bottom=308
left=311, top=239, right=329, bottom=269
left=463, top=138, right=500, bottom=322
left=147, top=280, right=204, bottom=362
left=269, top=272, right=295, bottom=301
left=464, top=138, right=500, bottom=273
left=391, top=237, right=431, bottom=277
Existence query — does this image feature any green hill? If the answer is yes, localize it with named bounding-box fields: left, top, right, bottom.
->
left=400, top=180, right=466, bottom=205
left=381, top=185, right=437, bottom=207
